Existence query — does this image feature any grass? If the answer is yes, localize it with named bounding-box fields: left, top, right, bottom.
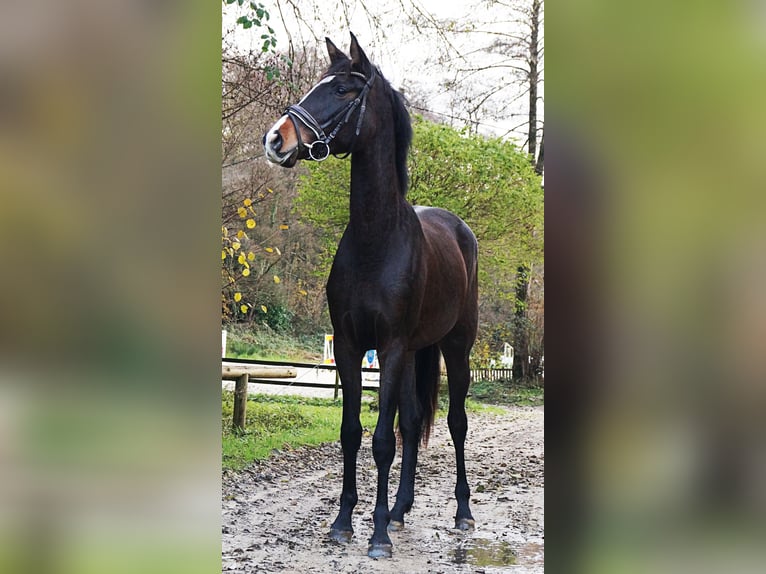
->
left=468, top=379, right=544, bottom=406
left=221, top=389, right=506, bottom=471
left=222, top=392, right=378, bottom=470
left=223, top=325, right=323, bottom=363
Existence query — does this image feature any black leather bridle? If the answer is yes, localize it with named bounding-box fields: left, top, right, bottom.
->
left=284, top=71, right=375, bottom=161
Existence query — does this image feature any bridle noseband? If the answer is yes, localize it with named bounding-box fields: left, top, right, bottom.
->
left=284, top=71, right=375, bottom=161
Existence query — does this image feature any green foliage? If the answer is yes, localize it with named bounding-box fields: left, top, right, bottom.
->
left=409, top=117, right=542, bottom=251
left=224, top=1, right=284, bottom=78
left=294, top=116, right=544, bottom=299
left=259, top=302, right=292, bottom=332
left=223, top=324, right=321, bottom=362
left=294, top=158, right=351, bottom=273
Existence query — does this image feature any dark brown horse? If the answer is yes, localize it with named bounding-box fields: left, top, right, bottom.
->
left=263, top=33, right=478, bottom=559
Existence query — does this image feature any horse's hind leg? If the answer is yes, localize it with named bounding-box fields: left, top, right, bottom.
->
left=440, top=333, right=476, bottom=530
left=390, top=343, right=441, bottom=530
left=388, top=371, right=421, bottom=531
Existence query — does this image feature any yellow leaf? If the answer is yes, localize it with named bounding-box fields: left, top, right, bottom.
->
left=243, top=198, right=252, bottom=207
left=237, top=253, right=246, bottom=264
left=236, top=230, right=245, bottom=239
left=247, top=251, right=255, bottom=261
left=234, top=292, right=242, bottom=302
left=264, top=247, right=274, bottom=253
left=222, top=226, right=228, bottom=236
left=221, top=250, right=226, bottom=260
left=267, top=188, right=274, bottom=193
left=298, top=289, right=307, bottom=296
left=261, top=305, right=268, bottom=313
left=232, top=241, right=241, bottom=251
left=240, top=304, right=249, bottom=314
left=237, top=207, right=247, bottom=218
left=273, top=275, right=281, bottom=284
left=279, top=224, right=289, bottom=230
left=242, top=268, right=250, bottom=277
left=246, top=218, right=256, bottom=229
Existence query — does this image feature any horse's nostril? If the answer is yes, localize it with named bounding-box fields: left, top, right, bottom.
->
left=266, top=130, right=282, bottom=151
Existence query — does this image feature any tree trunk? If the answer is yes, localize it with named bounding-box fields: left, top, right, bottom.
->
left=527, top=0, right=541, bottom=162
left=535, top=129, right=544, bottom=176
left=512, top=265, right=530, bottom=383
left=513, top=1, right=543, bottom=385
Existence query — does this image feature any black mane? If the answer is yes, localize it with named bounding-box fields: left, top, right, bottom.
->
left=327, top=60, right=412, bottom=196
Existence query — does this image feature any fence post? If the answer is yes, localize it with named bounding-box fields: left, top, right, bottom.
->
left=333, top=368, right=340, bottom=400
left=232, top=373, right=249, bottom=432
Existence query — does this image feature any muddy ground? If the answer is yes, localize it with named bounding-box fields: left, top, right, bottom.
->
left=222, top=406, right=543, bottom=573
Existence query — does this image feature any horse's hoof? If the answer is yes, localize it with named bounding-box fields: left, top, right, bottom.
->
left=455, top=517, right=476, bottom=531
left=388, top=519, right=404, bottom=532
left=368, top=543, right=393, bottom=558
left=329, top=528, right=353, bottom=544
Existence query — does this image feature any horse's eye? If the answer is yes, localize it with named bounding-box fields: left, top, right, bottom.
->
left=336, top=85, right=348, bottom=96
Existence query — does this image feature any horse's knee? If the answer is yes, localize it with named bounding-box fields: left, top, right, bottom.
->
left=341, top=421, right=362, bottom=451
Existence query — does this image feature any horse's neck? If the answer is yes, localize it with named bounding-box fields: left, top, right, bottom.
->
left=348, top=146, right=411, bottom=244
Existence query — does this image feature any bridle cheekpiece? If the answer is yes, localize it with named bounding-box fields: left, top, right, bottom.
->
left=284, top=71, right=375, bottom=161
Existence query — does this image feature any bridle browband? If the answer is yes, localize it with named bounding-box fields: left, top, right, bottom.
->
left=284, top=71, right=375, bottom=161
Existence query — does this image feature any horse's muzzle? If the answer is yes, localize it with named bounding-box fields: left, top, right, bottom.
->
left=263, top=118, right=300, bottom=167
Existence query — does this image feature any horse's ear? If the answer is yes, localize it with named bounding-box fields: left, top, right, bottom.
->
left=326, top=37, right=349, bottom=65
left=349, top=32, right=372, bottom=76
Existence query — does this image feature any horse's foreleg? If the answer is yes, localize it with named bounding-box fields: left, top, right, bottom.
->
left=368, top=345, right=410, bottom=558
left=329, top=344, right=363, bottom=544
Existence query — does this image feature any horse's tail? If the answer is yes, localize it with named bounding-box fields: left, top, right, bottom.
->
left=415, top=344, right=442, bottom=446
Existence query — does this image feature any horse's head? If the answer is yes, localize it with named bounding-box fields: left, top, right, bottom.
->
left=263, top=33, right=377, bottom=167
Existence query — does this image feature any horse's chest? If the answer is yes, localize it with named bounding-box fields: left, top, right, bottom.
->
left=328, top=258, right=420, bottom=345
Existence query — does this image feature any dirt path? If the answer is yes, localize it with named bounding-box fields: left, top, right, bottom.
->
left=222, top=406, right=543, bottom=573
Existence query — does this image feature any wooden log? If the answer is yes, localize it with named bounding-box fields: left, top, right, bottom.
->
left=221, top=364, right=297, bottom=379
left=232, top=373, right=248, bottom=433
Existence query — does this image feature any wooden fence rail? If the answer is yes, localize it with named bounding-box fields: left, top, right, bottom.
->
left=222, top=358, right=379, bottom=431
left=222, top=358, right=516, bottom=431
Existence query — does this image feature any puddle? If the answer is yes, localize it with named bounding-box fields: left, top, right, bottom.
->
left=451, top=538, right=517, bottom=567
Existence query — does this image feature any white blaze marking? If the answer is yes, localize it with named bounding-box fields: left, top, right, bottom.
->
left=264, top=115, right=294, bottom=164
